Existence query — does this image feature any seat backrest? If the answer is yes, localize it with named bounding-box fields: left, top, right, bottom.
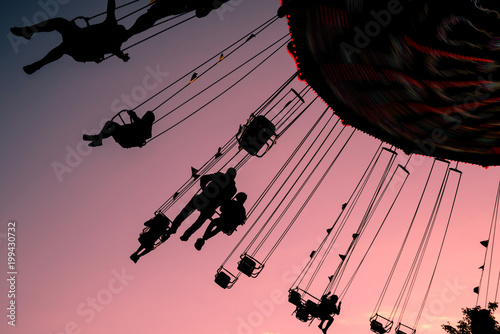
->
left=153, top=213, right=171, bottom=228
left=288, top=290, right=302, bottom=306
left=237, top=116, right=276, bottom=155
left=370, top=320, right=387, bottom=334
left=237, top=256, right=257, bottom=277
left=214, top=271, right=231, bottom=289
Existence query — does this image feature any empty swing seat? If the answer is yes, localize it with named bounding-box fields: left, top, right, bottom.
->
left=370, top=320, right=388, bottom=334
left=215, top=271, right=231, bottom=289
left=395, top=323, right=415, bottom=334
left=238, top=255, right=257, bottom=277
left=288, top=290, right=302, bottom=307
left=237, top=115, right=276, bottom=156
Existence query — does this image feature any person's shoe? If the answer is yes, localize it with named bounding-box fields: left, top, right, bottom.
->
left=87, top=136, right=102, bottom=147
left=179, top=234, right=190, bottom=241
left=23, top=64, right=39, bottom=75
left=194, top=238, right=205, bottom=251
left=130, top=254, right=139, bottom=263
left=10, top=27, right=33, bottom=40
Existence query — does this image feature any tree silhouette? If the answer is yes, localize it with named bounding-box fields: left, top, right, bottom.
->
left=442, top=302, right=500, bottom=334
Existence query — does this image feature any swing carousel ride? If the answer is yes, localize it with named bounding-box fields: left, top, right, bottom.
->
left=2, top=0, right=500, bottom=333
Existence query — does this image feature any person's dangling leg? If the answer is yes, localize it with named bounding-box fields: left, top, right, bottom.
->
left=126, top=4, right=166, bottom=39
left=180, top=207, right=216, bottom=241
left=23, top=43, right=66, bottom=74
left=201, top=219, right=222, bottom=241
left=194, top=219, right=222, bottom=250
left=169, top=198, right=196, bottom=235
left=136, top=247, right=153, bottom=259
left=11, top=17, right=75, bottom=40
left=322, top=316, right=334, bottom=333
left=130, top=245, right=145, bottom=263
left=83, top=121, right=119, bottom=146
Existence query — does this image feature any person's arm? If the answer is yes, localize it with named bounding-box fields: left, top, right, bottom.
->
left=127, top=110, right=140, bottom=123
left=106, top=0, right=117, bottom=22
left=114, top=50, right=130, bottom=62
left=200, top=174, right=212, bottom=189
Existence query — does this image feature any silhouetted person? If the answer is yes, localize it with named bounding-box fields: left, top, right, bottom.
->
left=10, top=0, right=129, bottom=74
left=194, top=192, right=247, bottom=250
left=126, top=0, right=230, bottom=38
left=83, top=110, right=155, bottom=148
left=316, top=293, right=341, bottom=334
left=166, top=168, right=238, bottom=241
left=130, top=214, right=170, bottom=263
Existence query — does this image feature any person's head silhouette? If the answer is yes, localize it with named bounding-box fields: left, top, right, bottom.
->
left=227, top=167, right=237, bottom=178
left=235, top=192, right=247, bottom=204
left=142, top=111, right=155, bottom=124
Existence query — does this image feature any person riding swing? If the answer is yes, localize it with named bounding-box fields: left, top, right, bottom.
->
left=165, top=168, right=238, bottom=242
left=316, top=292, right=341, bottom=334
left=11, top=0, right=129, bottom=74
left=83, top=110, right=155, bottom=148
left=126, top=0, right=231, bottom=39
left=130, top=213, right=171, bottom=263
left=193, top=192, right=247, bottom=250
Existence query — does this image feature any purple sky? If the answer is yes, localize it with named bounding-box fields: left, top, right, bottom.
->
left=1, top=1, right=500, bottom=334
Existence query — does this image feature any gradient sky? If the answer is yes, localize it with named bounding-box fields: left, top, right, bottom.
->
left=1, top=1, right=500, bottom=334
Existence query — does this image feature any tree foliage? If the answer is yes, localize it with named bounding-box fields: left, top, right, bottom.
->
left=442, top=302, right=500, bottom=334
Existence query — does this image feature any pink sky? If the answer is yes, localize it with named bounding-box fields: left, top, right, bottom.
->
left=1, top=1, right=500, bottom=334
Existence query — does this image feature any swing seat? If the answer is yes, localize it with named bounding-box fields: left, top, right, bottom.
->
left=220, top=224, right=237, bottom=235
left=237, top=115, right=276, bottom=157
left=138, top=229, right=153, bottom=246
left=304, top=299, right=319, bottom=318
left=150, top=212, right=171, bottom=227
left=214, top=271, right=231, bottom=289
left=288, top=290, right=302, bottom=307
left=139, top=213, right=172, bottom=249
left=395, top=323, right=415, bottom=334
left=295, top=306, right=310, bottom=322
left=237, top=255, right=257, bottom=277
left=219, top=219, right=241, bottom=235
left=370, top=320, right=388, bottom=334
